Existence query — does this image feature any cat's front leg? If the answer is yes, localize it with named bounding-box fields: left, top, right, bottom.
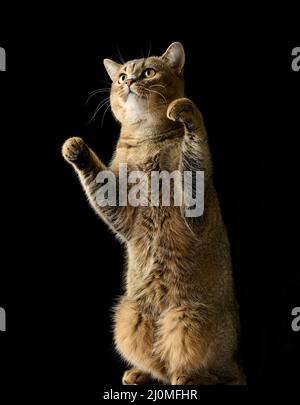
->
left=167, top=99, right=213, bottom=222
left=167, top=98, right=212, bottom=179
left=62, top=136, right=100, bottom=171
left=62, top=137, right=134, bottom=239
left=167, top=98, right=202, bottom=132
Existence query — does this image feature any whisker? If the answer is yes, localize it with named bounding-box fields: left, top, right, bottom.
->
left=100, top=79, right=112, bottom=86
left=136, top=86, right=163, bottom=116
left=89, top=88, right=111, bottom=95
left=116, top=45, right=125, bottom=64
left=89, top=98, right=110, bottom=115
left=147, top=88, right=168, bottom=105
left=94, top=97, right=110, bottom=112
left=86, top=88, right=111, bottom=104
left=147, top=41, right=152, bottom=58
left=100, top=104, right=111, bottom=128
left=150, top=84, right=167, bottom=90
left=87, top=97, right=110, bottom=124
left=146, top=92, right=150, bottom=116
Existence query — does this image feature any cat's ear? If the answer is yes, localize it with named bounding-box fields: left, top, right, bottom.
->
left=103, top=59, right=122, bottom=82
left=161, top=42, right=185, bottom=75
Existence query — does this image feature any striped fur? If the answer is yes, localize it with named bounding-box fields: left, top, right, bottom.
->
left=62, top=42, right=246, bottom=385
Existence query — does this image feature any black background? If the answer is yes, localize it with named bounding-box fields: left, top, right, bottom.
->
left=0, top=17, right=299, bottom=402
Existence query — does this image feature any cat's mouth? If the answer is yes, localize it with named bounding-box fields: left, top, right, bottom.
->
left=124, top=85, right=147, bottom=100
left=125, top=86, right=139, bottom=98
left=128, top=88, right=137, bottom=96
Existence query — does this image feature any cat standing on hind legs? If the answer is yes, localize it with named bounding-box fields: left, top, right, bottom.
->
left=62, top=42, right=246, bottom=385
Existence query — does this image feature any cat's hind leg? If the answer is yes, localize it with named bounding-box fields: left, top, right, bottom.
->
left=155, top=305, right=212, bottom=384
left=171, top=370, right=219, bottom=385
left=171, top=359, right=247, bottom=385
left=219, top=361, right=247, bottom=385
left=114, top=296, right=168, bottom=384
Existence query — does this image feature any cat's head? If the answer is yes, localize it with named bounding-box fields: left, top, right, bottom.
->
left=103, top=42, right=185, bottom=126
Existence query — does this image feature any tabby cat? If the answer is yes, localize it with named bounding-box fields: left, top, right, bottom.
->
left=62, top=42, right=246, bottom=385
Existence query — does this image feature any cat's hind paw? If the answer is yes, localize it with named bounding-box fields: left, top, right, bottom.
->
left=171, top=374, right=196, bottom=385
left=122, top=368, right=151, bottom=385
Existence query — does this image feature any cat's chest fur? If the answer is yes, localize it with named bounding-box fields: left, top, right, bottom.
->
left=115, top=140, right=196, bottom=309
left=111, top=137, right=196, bottom=309
left=114, top=137, right=181, bottom=172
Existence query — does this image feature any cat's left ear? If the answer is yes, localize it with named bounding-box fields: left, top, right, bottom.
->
left=161, top=42, right=185, bottom=75
left=103, top=59, right=122, bottom=82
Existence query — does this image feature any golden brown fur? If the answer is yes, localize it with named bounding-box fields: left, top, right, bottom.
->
left=62, top=42, right=246, bottom=385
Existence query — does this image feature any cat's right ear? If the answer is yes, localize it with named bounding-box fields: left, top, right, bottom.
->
left=103, top=59, right=122, bottom=82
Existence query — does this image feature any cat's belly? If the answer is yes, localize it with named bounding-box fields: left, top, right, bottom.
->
left=115, top=212, right=230, bottom=379
left=125, top=209, right=199, bottom=310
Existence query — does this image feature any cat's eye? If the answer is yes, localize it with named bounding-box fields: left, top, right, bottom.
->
left=118, top=74, right=127, bottom=84
left=144, top=68, right=156, bottom=78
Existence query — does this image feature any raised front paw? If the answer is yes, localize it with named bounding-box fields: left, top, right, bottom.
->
left=62, top=137, right=90, bottom=169
left=167, top=98, right=201, bottom=130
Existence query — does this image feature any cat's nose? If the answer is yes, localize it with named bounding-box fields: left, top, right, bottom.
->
left=125, top=78, right=136, bottom=87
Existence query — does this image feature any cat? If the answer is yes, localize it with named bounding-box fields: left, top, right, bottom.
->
left=62, top=42, right=246, bottom=385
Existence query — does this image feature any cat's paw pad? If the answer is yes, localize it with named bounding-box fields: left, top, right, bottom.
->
left=122, top=368, right=151, bottom=385
left=62, top=137, right=90, bottom=168
left=167, top=98, right=194, bottom=123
